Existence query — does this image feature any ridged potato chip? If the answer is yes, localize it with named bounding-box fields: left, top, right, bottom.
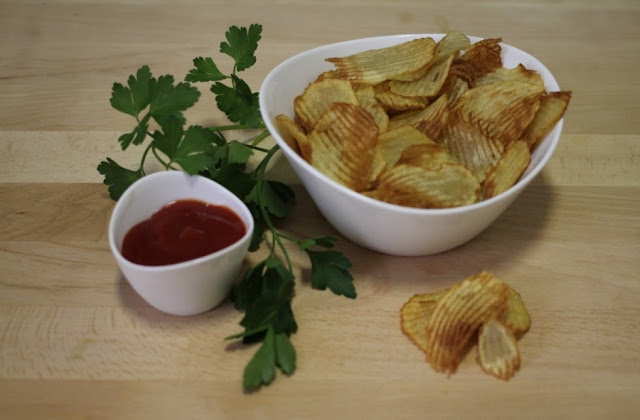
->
left=388, top=94, right=450, bottom=140
left=438, top=110, right=504, bottom=182
left=474, top=64, right=545, bottom=90
left=326, top=37, right=436, bottom=84
left=400, top=289, right=450, bottom=352
left=275, top=114, right=311, bottom=160
left=376, top=125, right=436, bottom=168
left=452, top=80, right=544, bottom=146
left=477, top=319, right=521, bottom=380
left=500, top=288, right=531, bottom=336
left=522, top=91, right=572, bottom=149
left=353, top=83, right=390, bottom=133
left=374, top=148, right=479, bottom=209
left=482, top=140, right=531, bottom=198
left=294, top=78, right=359, bottom=132
left=424, top=271, right=510, bottom=374
left=433, top=30, right=471, bottom=63
left=374, top=81, right=430, bottom=112
left=460, top=37, right=503, bottom=82
left=308, top=102, right=378, bottom=191
left=389, top=54, right=454, bottom=98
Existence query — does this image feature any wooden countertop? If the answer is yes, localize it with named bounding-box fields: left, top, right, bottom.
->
left=1, top=1, right=639, bottom=418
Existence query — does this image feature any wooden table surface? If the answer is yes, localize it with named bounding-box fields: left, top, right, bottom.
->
left=1, top=0, right=639, bottom=418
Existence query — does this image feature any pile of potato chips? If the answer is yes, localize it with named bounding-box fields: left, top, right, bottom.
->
left=400, top=272, right=531, bottom=380
left=276, top=31, right=571, bottom=208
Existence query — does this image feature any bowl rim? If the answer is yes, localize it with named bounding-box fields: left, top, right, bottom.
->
left=108, top=170, right=255, bottom=272
left=260, top=33, right=563, bottom=216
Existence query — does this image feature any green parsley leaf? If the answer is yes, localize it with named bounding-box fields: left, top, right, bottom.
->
left=275, top=332, right=296, bottom=375
left=97, top=158, right=143, bottom=200
left=299, top=235, right=339, bottom=250
left=220, top=24, right=262, bottom=72
left=243, top=327, right=276, bottom=389
left=117, top=114, right=150, bottom=150
left=210, top=75, right=262, bottom=128
left=152, top=117, right=216, bottom=175
left=185, top=57, right=228, bottom=83
left=110, top=65, right=152, bottom=117
left=245, top=180, right=293, bottom=219
left=226, top=140, right=254, bottom=164
left=305, top=249, right=357, bottom=299
left=149, top=75, right=200, bottom=119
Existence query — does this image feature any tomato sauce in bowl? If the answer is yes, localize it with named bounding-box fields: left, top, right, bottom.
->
left=121, top=199, right=247, bottom=266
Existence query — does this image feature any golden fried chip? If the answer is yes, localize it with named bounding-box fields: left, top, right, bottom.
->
left=424, top=271, right=510, bottom=374
left=482, top=140, right=531, bottom=198
left=377, top=125, right=436, bottom=168
left=474, top=64, right=545, bottom=90
left=389, top=54, right=454, bottom=98
left=388, top=94, right=450, bottom=140
left=326, top=37, right=436, bottom=84
left=370, top=146, right=387, bottom=185
left=400, top=289, right=450, bottom=352
left=452, top=80, right=544, bottom=146
left=433, top=31, right=471, bottom=63
left=438, top=110, right=504, bottom=182
left=522, top=91, right=572, bottom=149
left=308, top=102, right=378, bottom=191
left=500, top=288, right=531, bottom=336
left=275, top=114, right=312, bottom=160
left=374, top=81, right=430, bottom=112
left=477, top=319, right=521, bottom=380
left=353, top=83, right=390, bottom=133
left=373, top=151, right=480, bottom=209
left=293, top=78, right=359, bottom=132
left=460, top=37, right=503, bottom=82
left=439, top=75, right=469, bottom=106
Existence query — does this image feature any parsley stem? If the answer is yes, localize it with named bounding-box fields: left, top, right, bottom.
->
left=255, top=146, right=293, bottom=273
left=151, top=146, right=171, bottom=170
left=138, top=143, right=153, bottom=175
left=251, top=129, right=271, bottom=147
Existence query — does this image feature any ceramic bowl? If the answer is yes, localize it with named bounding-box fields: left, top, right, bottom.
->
left=259, top=34, right=563, bottom=256
left=108, top=171, right=254, bottom=315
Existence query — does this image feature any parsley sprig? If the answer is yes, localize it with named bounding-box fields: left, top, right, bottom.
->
left=98, top=24, right=357, bottom=390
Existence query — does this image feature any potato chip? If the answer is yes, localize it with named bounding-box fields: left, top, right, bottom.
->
left=433, top=31, right=471, bottom=63
left=439, top=75, right=469, bottom=106
left=477, top=319, right=521, bottom=380
left=275, top=114, right=312, bottom=160
left=389, top=54, right=454, bottom=98
left=294, top=78, right=359, bottom=132
left=400, top=289, right=450, bottom=352
left=388, top=94, right=450, bottom=140
left=452, top=80, right=544, bottom=146
left=369, top=146, right=387, bottom=185
left=326, top=37, right=436, bottom=84
left=424, top=271, right=510, bottom=374
left=376, top=125, right=435, bottom=168
left=374, top=81, right=430, bottom=112
left=438, top=110, right=504, bottom=182
left=373, top=151, right=480, bottom=209
left=474, top=64, right=545, bottom=90
left=353, top=83, right=390, bottom=133
left=308, top=102, right=378, bottom=191
left=522, top=91, right=572, bottom=149
left=500, top=288, right=531, bottom=336
left=482, top=140, right=531, bottom=198
left=460, top=37, right=503, bottom=82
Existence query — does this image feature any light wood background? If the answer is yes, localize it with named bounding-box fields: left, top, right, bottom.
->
left=1, top=0, right=639, bottom=418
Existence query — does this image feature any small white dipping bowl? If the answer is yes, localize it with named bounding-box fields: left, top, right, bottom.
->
left=108, top=171, right=254, bottom=316
left=260, top=34, right=564, bottom=256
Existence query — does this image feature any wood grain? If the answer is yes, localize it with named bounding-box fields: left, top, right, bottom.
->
left=1, top=0, right=639, bottom=418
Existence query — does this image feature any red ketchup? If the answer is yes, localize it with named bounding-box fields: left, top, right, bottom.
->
left=121, top=199, right=246, bottom=266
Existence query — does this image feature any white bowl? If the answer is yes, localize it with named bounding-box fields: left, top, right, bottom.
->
left=259, top=34, right=564, bottom=256
left=108, top=171, right=254, bottom=316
